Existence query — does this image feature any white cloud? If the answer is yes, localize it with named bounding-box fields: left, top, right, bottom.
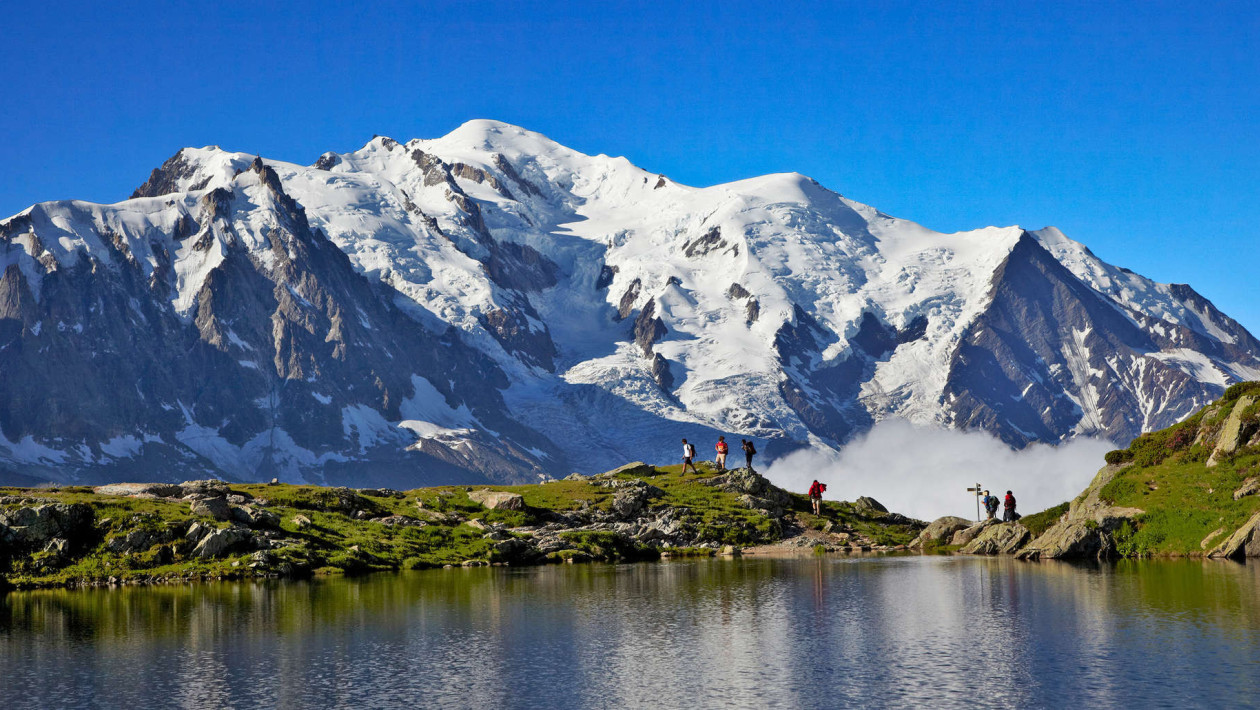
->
left=764, top=419, right=1115, bottom=522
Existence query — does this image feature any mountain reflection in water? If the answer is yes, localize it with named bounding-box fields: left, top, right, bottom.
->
left=2, top=556, right=1258, bottom=708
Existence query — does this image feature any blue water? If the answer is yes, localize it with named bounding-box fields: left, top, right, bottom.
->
left=2, top=556, right=1258, bottom=709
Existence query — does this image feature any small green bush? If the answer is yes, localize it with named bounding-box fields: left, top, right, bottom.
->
left=1105, top=449, right=1134, bottom=465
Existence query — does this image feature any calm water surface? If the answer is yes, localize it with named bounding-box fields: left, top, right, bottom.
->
left=2, top=556, right=1259, bottom=709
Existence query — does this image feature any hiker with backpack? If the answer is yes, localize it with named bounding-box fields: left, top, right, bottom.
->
left=741, top=439, right=756, bottom=470
left=681, top=438, right=698, bottom=474
left=983, top=490, right=999, bottom=520
left=715, top=436, right=729, bottom=471
left=1003, top=490, right=1018, bottom=522
left=808, top=479, right=827, bottom=515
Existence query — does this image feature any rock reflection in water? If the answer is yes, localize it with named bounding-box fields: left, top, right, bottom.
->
left=1, top=557, right=1258, bottom=708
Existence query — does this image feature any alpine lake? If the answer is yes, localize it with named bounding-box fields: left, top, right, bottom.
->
left=1, top=555, right=1257, bottom=709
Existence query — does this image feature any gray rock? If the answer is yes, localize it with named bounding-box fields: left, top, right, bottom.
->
left=106, top=529, right=153, bottom=554
left=180, top=479, right=231, bottom=496
left=564, top=472, right=589, bottom=481
left=1209, top=511, right=1260, bottom=559
left=909, top=516, right=973, bottom=549
left=611, top=481, right=664, bottom=518
left=192, top=527, right=252, bottom=558
left=357, top=488, right=405, bottom=499
left=854, top=496, right=888, bottom=514
left=1233, top=477, right=1260, bottom=501
left=190, top=497, right=231, bottom=520
left=468, top=489, right=525, bottom=510
left=185, top=521, right=212, bottom=544
left=1208, top=394, right=1256, bottom=467
left=960, top=522, right=1030, bottom=555
left=600, top=461, right=655, bottom=477
left=292, top=515, right=313, bottom=530
left=0, top=503, right=94, bottom=547
left=375, top=515, right=425, bottom=527
left=950, top=520, right=997, bottom=546
left=704, top=469, right=792, bottom=509
left=93, top=483, right=184, bottom=498
left=1016, top=520, right=1114, bottom=560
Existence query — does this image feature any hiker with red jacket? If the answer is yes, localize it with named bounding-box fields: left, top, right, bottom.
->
left=715, top=436, right=729, bottom=471
left=681, top=438, right=698, bottom=474
left=808, top=479, right=827, bottom=515
left=1003, top=490, right=1018, bottom=522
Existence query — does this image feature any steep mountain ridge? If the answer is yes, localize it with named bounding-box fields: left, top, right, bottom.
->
left=2, top=119, right=1258, bottom=485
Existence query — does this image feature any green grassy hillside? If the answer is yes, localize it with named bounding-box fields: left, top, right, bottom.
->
left=0, top=463, right=920, bottom=590
left=1092, top=382, right=1260, bottom=556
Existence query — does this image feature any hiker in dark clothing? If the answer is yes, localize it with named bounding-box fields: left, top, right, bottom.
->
left=741, top=439, right=756, bottom=470
left=681, top=438, right=698, bottom=474
left=983, top=490, right=999, bottom=520
left=1003, top=490, right=1018, bottom=522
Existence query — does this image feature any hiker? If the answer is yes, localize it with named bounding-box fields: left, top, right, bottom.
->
left=808, top=479, right=827, bottom=515
left=1003, top=490, right=1018, bottom=522
left=715, top=436, right=729, bottom=471
left=741, top=439, right=756, bottom=470
left=983, top=490, right=999, bottom=520
left=681, top=438, right=698, bottom=474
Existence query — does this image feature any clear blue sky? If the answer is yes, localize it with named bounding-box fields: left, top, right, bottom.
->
left=3, top=1, right=1257, bottom=330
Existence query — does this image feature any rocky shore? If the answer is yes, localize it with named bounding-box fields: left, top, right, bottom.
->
left=0, top=463, right=924, bottom=591
left=911, top=383, right=1260, bottom=562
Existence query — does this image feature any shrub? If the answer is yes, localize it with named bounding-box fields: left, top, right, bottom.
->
left=1105, top=449, right=1134, bottom=465
left=1222, top=382, right=1260, bottom=403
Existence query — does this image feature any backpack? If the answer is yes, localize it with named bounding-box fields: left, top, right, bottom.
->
left=747, top=443, right=756, bottom=455
left=687, top=444, right=696, bottom=458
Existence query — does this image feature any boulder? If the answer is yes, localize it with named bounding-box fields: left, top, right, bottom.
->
left=0, top=503, right=94, bottom=547
left=357, top=488, right=405, bottom=499
left=1208, top=395, right=1256, bottom=467
left=705, top=469, right=792, bottom=507
left=319, top=487, right=373, bottom=513
left=106, top=529, right=154, bottom=554
left=611, top=481, right=664, bottom=518
left=292, top=515, right=313, bottom=530
left=1233, top=477, right=1260, bottom=501
left=185, top=521, right=212, bottom=544
left=468, top=489, right=525, bottom=511
left=1209, top=511, right=1260, bottom=559
left=600, top=461, right=656, bottom=477
left=229, top=505, right=280, bottom=528
left=738, top=493, right=784, bottom=518
left=854, top=496, right=888, bottom=514
left=1016, top=520, right=1114, bottom=560
left=93, top=483, right=184, bottom=498
left=190, top=497, right=231, bottom=520
left=375, top=515, right=425, bottom=527
left=909, top=516, right=972, bottom=549
left=180, top=479, right=232, bottom=496
left=564, top=473, right=589, bottom=481
left=192, top=527, right=253, bottom=559
left=960, top=522, right=1030, bottom=555
left=950, top=520, right=996, bottom=546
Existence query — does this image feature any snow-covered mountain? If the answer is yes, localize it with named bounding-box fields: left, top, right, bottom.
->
left=3, top=119, right=1258, bottom=486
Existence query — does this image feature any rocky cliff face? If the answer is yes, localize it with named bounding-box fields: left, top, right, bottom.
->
left=3, top=120, right=1259, bottom=486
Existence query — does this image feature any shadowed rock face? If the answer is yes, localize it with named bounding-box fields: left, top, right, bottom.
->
left=943, top=233, right=1250, bottom=447
left=0, top=159, right=559, bottom=487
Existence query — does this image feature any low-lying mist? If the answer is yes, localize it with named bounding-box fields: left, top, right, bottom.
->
left=764, top=419, right=1115, bottom=522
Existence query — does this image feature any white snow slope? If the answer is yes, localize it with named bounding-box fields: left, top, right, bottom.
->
left=3, top=119, right=1258, bottom=481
